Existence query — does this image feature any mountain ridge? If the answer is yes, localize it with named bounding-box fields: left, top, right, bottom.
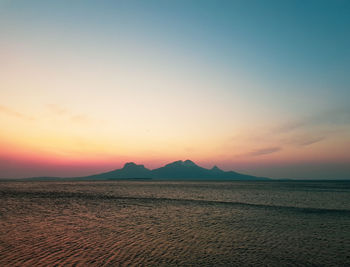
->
left=82, top=160, right=269, bottom=181
left=6, top=160, right=270, bottom=181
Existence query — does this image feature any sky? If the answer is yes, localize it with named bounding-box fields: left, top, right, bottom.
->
left=0, top=0, right=349, bottom=179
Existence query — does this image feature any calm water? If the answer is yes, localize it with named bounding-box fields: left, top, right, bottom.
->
left=0, top=180, right=349, bottom=266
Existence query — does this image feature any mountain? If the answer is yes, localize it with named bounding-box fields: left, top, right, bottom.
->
left=81, top=160, right=269, bottom=181
left=12, top=160, right=269, bottom=181
left=84, top=162, right=152, bottom=180
left=152, top=160, right=266, bottom=180
left=152, top=159, right=215, bottom=179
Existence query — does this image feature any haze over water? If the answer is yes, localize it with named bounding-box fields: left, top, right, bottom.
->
left=1, top=180, right=349, bottom=266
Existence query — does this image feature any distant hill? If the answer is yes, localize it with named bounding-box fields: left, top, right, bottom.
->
left=7, top=160, right=269, bottom=181
left=80, top=160, right=269, bottom=181
left=85, top=162, right=152, bottom=180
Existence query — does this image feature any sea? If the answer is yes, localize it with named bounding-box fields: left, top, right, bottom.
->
left=0, top=180, right=349, bottom=266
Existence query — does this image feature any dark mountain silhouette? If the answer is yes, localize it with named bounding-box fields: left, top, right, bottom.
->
left=82, top=160, right=269, bottom=181
left=85, top=162, right=152, bottom=180
left=152, top=160, right=218, bottom=179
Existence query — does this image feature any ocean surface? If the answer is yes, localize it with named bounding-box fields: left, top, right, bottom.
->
left=0, top=180, right=349, bottom=266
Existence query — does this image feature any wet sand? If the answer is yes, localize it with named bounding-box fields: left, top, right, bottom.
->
left=1, top=181, right=349, bottom=266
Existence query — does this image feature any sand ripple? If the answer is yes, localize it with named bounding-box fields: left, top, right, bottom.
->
left=0, top=181, right=349, bottom=266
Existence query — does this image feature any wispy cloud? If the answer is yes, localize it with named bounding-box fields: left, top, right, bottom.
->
left=288, top=136, right=325, bottom=147
left=265, top=107, right=350, bottom=149
left=276, top=107, right=350, bottom=134
left=222, top=107, right=349, bottom=159
left=47, top=104, right=94, bottom=125
left=0, top=105, right=35, bottom=121
left=248, top=146, right=282, bottom=156
left=70, top=114, right=92, bottom=124
left=47, top=104, right=68, bottom=115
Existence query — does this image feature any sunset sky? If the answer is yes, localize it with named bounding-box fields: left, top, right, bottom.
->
left=1, top=0, right=349, bottom=179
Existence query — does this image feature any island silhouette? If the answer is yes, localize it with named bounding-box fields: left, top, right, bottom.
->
left=23, top=160, right=269, bottom=181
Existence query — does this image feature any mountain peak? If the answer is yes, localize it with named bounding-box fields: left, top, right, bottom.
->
left=166, top=160, right=198, bottom=168
left=183, top=159, right=197, bottom=167
left=211, top=165, right=223, bottom=172
left=123, top=162, right=145, bottom=169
